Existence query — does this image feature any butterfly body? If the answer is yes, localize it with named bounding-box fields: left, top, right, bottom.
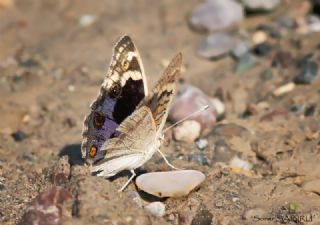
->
left=82, top=35, right=182, bottom=190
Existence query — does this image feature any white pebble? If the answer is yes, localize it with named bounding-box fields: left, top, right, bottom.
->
left=272, top=82, right=295, bottom=97
left=68, top=84, right=75, bottom=92
left=79, top=14, right=96, bottom=27
left=144, top=202, right=166, bottom=218
left=173, top=120, right=201, bottom=143
left=136, top=170, right=205, bottom=198
left=230, top=156, right=252, bottom=171
left=196, top=139, right=208, bottom=150
left=252, top=31, right=267, bottom=45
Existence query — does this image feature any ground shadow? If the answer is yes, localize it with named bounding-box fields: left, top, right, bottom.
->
left=59, top=143, right=84, bottom=165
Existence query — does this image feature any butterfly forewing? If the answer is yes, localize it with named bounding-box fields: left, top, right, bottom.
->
left=82, top=35, right=148, bottom=164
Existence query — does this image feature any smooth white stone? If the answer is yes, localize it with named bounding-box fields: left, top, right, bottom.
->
left=136, top=170, right=205, bottom=198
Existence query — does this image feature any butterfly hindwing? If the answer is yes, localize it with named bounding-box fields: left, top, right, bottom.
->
left=91, top=106, right=157, bottom=177
left=82, top=35, right=148, bottom=164
left=140, top=53, right=182, bottom=132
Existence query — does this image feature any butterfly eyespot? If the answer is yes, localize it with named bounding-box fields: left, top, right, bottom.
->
left=89, top=145, right=97, bottom=158
left=122, top=60, right=130, bottom=71
left=109, top=83, right=121, bottom=98
left=93, top=112, right=105, bottom=129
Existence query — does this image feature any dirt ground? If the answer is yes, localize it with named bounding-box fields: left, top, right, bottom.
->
left=1, top=0, right=320, bottom=225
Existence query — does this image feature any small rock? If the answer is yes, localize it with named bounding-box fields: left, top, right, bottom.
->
left=21, top=154, right=34, bottom=162
left=188, top=153, right=208, bottom=166
left=11, top=130, right=27, bottom=142
left=231, top=40, right=251, bottom=59
left=243, top=208, right=267, bottom=220
left=277, top=15, right=294, bottom=29
left=302, top=179, right=320, bottom=194
left=242, top=103, right=259, bottom=118
left=210, top=123, right=251, bottom=139
left=304, top=104, right=316, bottom=117
left=252, top=31, right=268, bottom=45
left=272, top=82, right=295, bottom=96
left=144, top=202, right=166, bottom=218
left=78, top=14, right=96, bottom=27
left=254, top=42, right=272, bottom=57
left=230, top=156, right=252, bottom=171
left=213, top=139, right=235, bottom=163
left=272, top=51, right=293, bottom=68
left=189, top=0, right=244, bottom=32
left=259, top=25, right=282, bottom=39
left=294, top=59, right=318, bottom=84
left=260, top=108, right=288, bottom=121
left=18, top=187, right=72, bottom=225
left=210, top=98, right=225, bottom=118
left=136, top=170, right=205, bottom=198
left=308, top=14, right=320, bottom=32
left=67, top=84, right=75, bottom=92
left=0, top=183, right=5, bottom=192
left=215, top=201, right=224, bottom=208
left=197, top=33, right=237, bottom=59
left=22, top=114, right=31, bottom=123
left=260, top=68, right=273, bottom=80
left=235, top=53, right=258, bottom=74
left=290, top=105, right=303, bottom=113
left=196, top=139, right=208, bottom=150
left=173, top=120, right=201, bottom=143
left=169, top=84, right=217, bottom=133
left=241, top=0, right=281, bottom=11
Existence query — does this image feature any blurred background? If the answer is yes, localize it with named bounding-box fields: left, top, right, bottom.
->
left=1, top=0, right=320, bottom=224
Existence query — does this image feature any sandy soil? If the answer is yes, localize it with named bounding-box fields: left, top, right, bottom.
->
left=1, top=0, right=320, bottom=224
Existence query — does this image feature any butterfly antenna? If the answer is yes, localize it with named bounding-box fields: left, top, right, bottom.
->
left=163, top=105, right=209, bottom=133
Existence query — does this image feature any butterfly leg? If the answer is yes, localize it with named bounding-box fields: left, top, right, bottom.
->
left=118, top=169, right=136, bottom=192
left=157, top=135, right=182, bottom=170
left=157, top=149, right=182, bottom=170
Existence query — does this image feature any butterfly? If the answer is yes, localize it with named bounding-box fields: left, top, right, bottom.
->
left=81, top=35, right=182, bottom=191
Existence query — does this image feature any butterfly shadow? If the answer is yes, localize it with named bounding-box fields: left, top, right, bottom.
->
left=59, top=143, right=84, bottom=166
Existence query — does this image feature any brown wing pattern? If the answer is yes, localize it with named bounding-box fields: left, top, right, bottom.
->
left=139, top=53, right=182, bottom=132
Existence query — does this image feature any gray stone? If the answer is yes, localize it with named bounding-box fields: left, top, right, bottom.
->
left=294, top=59, right=318, bottom=84
left=189, top=153, right=209, bottom=166
left=235, top=53, right=258, bottom=74
left=231, top=40, right=251, bottom=59
left=241, top=0, right=281, bottom=11
left=189, top=0, right=244, bottom=32
left=196, top=139, right=208, bottom=150
left=197, top=33, right=237, bottom=59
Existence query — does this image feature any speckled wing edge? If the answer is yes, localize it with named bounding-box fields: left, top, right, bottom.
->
left=81, top=35, right=148, bottom=159
left=139, top=52, right=182, bottom=133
